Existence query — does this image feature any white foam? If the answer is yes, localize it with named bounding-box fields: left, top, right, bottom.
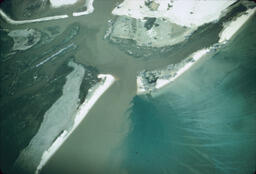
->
left=219, top=8, right=256, bottom=43
left=35, top=74, right=115, bottom=174
left=112, top=0, right=236, bottom=27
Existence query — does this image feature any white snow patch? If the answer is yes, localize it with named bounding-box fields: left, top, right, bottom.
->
left=72, top=0, right=94, bottom=16
left=0, top=9, right=68, bottom=25
left=50, top=0, right=79, bottom=8
left=112, top=0, right=236, bottom=27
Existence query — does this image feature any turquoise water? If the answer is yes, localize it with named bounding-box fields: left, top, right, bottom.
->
left=116, top=17, right=256, bottom=174
left=41, top=13, right=256, bottom=174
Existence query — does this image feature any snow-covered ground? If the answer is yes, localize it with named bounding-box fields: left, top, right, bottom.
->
left=109, top=16, right=194, bottom=48
left=137, top=6, right=256, bottom=94
left=112, top=0, right=236, bottom=28
left=35, top=74, right=115, bottom=174
left=219, top=7, right=256, bottom=43
left=50, top=0, right=79, bottom=8
left=73, top=0, right=94, bottom=16
left=8, top=29, right=41, bottom=51
left=50, top=0, right=95, bottom=16
left=0, top=0, right=95, bottom=25
left=135, top=1, right=256, bottom=94
left=0, top=9, right=68, bottom=25
left=14, top=61, right=85, bottom=174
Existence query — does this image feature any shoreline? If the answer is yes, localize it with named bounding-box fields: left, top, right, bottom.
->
left=219, top=7, right=256, bottom=43
left=136, top=48, right=211, bottom=95
left=0, top=9, right=68, bottom=25
left=137, top=7, right=256, bottom=95
left=109, top=0, right=237, bottom=49
left=35, top=74, right=115, bottom=174
left=73, top=0, right=94, bottom=16
left=0, top=0, right=94, bottom=25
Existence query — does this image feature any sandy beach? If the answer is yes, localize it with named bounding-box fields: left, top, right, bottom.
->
left=136, top=48, right=211, bottom=94
left=137, top=7, right=256, bottom=94
left=35, top=74, right=115, bottom=174
left=219, top=7, right=256, bottom=43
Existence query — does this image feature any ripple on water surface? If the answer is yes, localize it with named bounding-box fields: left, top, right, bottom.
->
left=118, top=16, right=256, bottom=174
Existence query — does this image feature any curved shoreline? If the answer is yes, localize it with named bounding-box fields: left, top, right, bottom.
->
left=219, top=7, right=256, bottom=43
left=137, top=7, right=256, bottom=95
left=35, top=74, right=115, bottom=174
left=136, top=48, right=211, bottom=95
left=73, top=0, right=94, bottom=16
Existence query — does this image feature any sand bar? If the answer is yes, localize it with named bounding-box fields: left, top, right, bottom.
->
left=35, top=74, right=115, bottom=174
left=219, top=7, right=256, bottom=43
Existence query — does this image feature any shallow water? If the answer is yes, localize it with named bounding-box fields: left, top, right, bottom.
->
left=1, top=1, right=255, bottom=173
left=114, top=15, right=256, bottom=174
left=42, top=11, right=256, bottom=174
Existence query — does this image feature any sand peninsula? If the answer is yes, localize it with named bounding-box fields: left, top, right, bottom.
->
left=12, top=69, right=115, bottom=174
left=35, top=74, right=115, bottom=174
left=135, top=4, right=256, bottom=94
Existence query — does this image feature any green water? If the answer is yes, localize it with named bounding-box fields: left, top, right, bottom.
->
left=114, top=16, right=256, bottom=174
left=1, top=0, right=255, bottom=173
left=42, top=11, right=256, bottom=174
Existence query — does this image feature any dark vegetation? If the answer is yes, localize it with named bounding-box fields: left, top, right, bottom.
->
left=0, top=23, right=99, bottom=173
left=144, top=17, right=156, bottom=30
